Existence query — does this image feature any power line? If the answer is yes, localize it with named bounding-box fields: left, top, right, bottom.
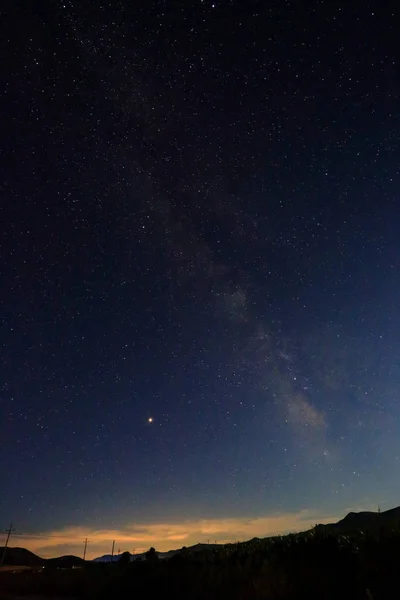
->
left=1, top=524, right=16, bottom=567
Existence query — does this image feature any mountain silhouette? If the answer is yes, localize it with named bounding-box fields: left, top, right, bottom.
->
left=0, top=547, right=43, bottom=566
left=3, top=507, right=400, bottom=566
left=93, top=542, right=221, bottom=563
left=0, top=547, right=84, bottom=568
left=46, top=554, right=86, bottom=568
left=318, top=506, right=400, bottom=533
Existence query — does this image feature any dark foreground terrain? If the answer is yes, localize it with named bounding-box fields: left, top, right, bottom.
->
left=0, top=525, right=399, bottom=600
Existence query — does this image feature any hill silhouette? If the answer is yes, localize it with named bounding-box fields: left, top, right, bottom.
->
left=3, top=507, right=400, bottom=567
left=0, top=547, right=84, bottom=568
left=317, top=505, right=400, bottom=533
left=46, top=554, right=86, bottom=568
left=0, top=547, right=43, bottom=566
left=93, top=542, right=221, bottom=563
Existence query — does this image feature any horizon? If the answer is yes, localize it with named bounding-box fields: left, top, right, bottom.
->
left=1, top=0, right=399, bottom=561
left=3, top=502, right=385, bottom=560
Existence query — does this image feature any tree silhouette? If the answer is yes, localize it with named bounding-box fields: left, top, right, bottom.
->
left=145, top=547, right=158, bottom=562
left=118, top=551, right=131, bottom=566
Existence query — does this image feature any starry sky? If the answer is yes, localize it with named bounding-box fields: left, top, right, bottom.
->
left=1, top=1, right=399, bottom=558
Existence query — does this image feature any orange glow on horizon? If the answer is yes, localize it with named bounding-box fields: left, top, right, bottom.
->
left=11, top=508, right=350, bottom=560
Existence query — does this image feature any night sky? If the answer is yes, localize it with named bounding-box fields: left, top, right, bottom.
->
left=1, top=1, right=399, bottom=558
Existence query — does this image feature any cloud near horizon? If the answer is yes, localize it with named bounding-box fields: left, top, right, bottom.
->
left=15, top=508, right=342, bottom=560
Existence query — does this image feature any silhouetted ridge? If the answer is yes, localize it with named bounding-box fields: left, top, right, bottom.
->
left=322, top=506, right=400, bottom=532
left=0, top=547, right=43, bottom=566
left=4, top=506, right=400, bottom=567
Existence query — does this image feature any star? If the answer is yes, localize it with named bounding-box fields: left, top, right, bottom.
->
left=1, top=0, right=397, bottom=562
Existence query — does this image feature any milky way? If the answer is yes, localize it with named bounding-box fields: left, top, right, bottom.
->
left=1, top=1, right=399, bottom=558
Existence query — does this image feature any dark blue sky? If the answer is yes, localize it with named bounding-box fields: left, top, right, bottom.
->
left=1, top=0, right=399, bottom=557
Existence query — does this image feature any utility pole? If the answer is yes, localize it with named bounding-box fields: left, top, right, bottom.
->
left=83, top=538, right=89, bottom=561
left=0, top=524, right=16, bottom=567
left=111, top=540, right=115, bottom=562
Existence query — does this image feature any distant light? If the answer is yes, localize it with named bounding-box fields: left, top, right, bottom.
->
left=148, top=417, right=153, bottom=423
